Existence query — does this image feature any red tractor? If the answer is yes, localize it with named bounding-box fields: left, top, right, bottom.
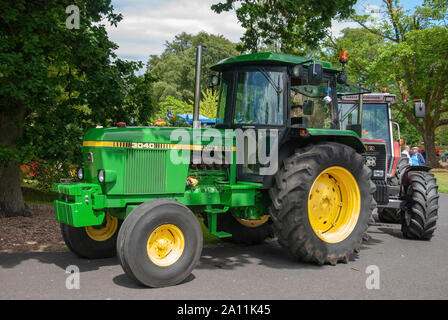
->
left=338, top=93, right=439, bottom=240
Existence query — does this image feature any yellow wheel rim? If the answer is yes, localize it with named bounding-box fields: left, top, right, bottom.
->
left=308, top=166, right=361, bottom=243
left=147, top=224, right=185, bottom=267
left=85, top=214, right=118, bottom=242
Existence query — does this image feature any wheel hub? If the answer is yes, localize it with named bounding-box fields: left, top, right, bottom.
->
left=147, top=224, right=185, bottom=267
left=308, top=167, right=361, bottom=243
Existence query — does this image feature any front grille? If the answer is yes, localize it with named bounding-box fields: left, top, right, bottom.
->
left=124, top=149, right=167, bottom=194
left=363, top=144, right=387, bottom=180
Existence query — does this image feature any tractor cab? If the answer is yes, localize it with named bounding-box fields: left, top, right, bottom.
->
left=338, top=93, right=401, bottom=180
left=210, top=52, right=364, bottom=183
left=211, top=52, right=341, bottom=131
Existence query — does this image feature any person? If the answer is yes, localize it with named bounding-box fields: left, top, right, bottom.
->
left=402, top=145, right=411, bottom=164
left=410, top=147, right=425, bottom=166
left=291, top=105, right=308, bottom=127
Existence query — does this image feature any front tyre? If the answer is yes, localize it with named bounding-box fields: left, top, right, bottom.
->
left=61, top=213, right=121, bottom=259
left=269, top=142, right=376, bottom=265
left=117, top=199, right=203, bottom=288
left=401, top=171, right=439, bottom=240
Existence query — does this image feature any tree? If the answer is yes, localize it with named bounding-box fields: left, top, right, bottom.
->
left=151, top=89, right=219, bottom=124
left=347, top=0, right=448, bottom=167
left=211, top=0, right=357, bottom=53
left=147, top=32, right=239, bottom=103
left=0, top=0, right=156, bottom=217
left=321, top=27, right=423, bottom=147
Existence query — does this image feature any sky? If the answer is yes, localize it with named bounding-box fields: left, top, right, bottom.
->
left=107, top=0, right=425, bottom=65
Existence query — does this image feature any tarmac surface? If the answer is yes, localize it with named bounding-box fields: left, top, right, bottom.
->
left=1, top=194, right=447, bottom=300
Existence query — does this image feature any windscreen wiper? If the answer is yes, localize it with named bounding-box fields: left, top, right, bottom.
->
left=257, top=68, right=283, bottom=95
left=340, top=103, right=359, bottom=123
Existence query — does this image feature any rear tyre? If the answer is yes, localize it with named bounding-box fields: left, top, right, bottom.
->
left=117, top=199, right=203, bottom=288
left=269, top=142, right=376, bottom=265
left=61, top=213, right=121, bottom=259
left=377, top=156, right=409, bottom=223
left=401, top=171, right=439, bottom=240
left=204, top=212, right=274, bottom=245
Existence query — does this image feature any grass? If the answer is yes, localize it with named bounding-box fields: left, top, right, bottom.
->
left=22, top=186, right=58, bottom=206
left=432, top=171, right=448, bottom=193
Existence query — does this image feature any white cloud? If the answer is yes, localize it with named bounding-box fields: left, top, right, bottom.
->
left=330, top=20, right=359, bottom=38
left=106, top=0, right=244, bottom=62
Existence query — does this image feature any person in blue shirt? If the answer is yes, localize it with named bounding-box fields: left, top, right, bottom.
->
left=410, top=147, right=425, bottom=166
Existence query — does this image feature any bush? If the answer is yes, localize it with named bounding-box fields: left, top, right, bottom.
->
left=21, top=160, right=75, bottom=192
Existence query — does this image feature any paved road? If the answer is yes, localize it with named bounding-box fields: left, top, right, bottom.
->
left=1, top=194, right=447, bottom=300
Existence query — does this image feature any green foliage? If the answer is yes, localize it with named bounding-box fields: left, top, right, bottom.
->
left=322, top=0, right=448, bottom=166
left=211, top=0, right=357, bottom=53
left=197, top=89, right=219, bottom=119
left=0, top=0, right=157, bottom=168
left=147, top=32, right=239, bottom=103
left=151, top=89, right=219, bottom=125
left=23, top=160, right=73, bottom=192
left=151, top=96, right=193, bottom=123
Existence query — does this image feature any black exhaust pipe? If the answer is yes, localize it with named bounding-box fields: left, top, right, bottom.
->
left=193, top=45, right=206, bottom=129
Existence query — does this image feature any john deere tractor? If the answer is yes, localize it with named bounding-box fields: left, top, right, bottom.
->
left=338, top=93, right=439, bottom=239
left=53, top=48, right=376, bottom=287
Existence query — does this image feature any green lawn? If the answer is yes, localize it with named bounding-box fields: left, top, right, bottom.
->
left=432, top=171, right=448, bottom=193
left=22, top=186, right=58, bottom=206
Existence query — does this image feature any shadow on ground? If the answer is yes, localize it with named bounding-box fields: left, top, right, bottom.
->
left=0, top=233, right=385, bottom=287
left=0, top=251, right=118, bottom=272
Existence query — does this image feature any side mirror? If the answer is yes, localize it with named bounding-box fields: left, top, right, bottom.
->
left=337, top=72, right=348, bottom=84
left=414, top=100, right=426, bottom=118
left=303, top=100, right=315, bottom=115
left=308, top=63, right=323, bottom=85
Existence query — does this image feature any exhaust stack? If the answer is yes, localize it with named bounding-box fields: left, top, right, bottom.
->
left=193, top=45, right=206, bottom=129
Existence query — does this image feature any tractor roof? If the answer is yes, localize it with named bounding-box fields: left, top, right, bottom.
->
left=211, top=52, right=338, bottom=72
left=339, top=93, right=397, bottom=104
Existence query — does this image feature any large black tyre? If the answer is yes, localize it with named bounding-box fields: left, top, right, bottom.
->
left=203, top=212, right=274, bottom=245
left=401, top=171, right=439, bottom=240
left=377, top=156, right=410, bottom=223
left=61, top=214, right=122, bottom=259
left=117, top=199, right=203, bottom=288
left=269, top=142, right=376, bottom=265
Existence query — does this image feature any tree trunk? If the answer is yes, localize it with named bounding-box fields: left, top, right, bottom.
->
left=0, top=162, right=31, bottom=217
left=423, top=128, right=439, bottom=168
left=0, top=104, right=31, bottom=218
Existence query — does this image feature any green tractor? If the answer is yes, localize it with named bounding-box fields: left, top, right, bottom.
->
left=53, top=48, right=377, bottom=288
left=338, top=93, right=439, bottom=239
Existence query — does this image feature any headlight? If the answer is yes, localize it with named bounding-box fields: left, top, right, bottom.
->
left=77, top=167, right=84, bottom=180
left=98, top=169, right=105, bottom=183
left=373, top=170, right=384, bottom=178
